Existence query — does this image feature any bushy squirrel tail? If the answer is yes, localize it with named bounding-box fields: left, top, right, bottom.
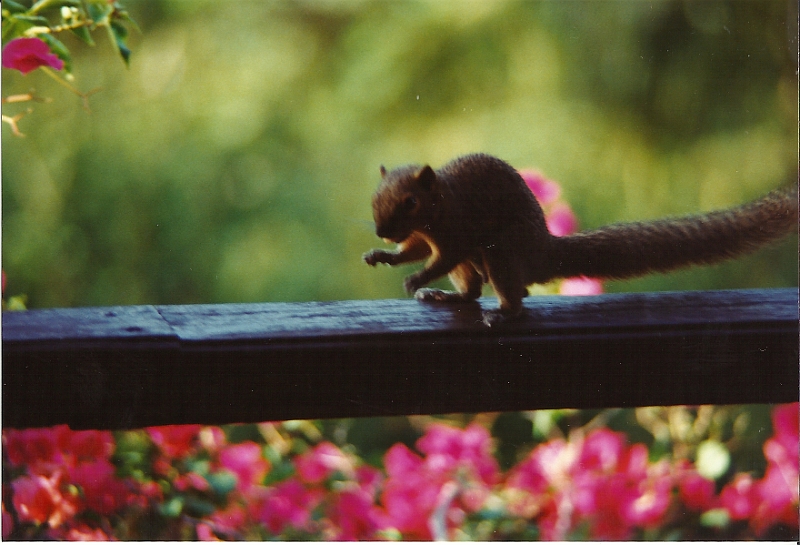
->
left=551, top=184, right=798, bottom=280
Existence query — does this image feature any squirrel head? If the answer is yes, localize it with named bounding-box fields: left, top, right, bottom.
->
left=372, top=164, right=440, bottom=243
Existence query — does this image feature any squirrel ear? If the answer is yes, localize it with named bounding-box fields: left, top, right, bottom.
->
left=379, top=165, right=387, bottom=177
left=416, top=165, right=436, bottom=190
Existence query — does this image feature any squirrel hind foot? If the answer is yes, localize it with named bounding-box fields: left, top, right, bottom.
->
left=414, top=288, right=476, bottom=303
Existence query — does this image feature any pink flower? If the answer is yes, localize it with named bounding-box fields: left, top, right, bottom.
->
left=577, top=429, right=626, bottom=473
left=355, top=465, right=384, bottom=497
left=417, top=422, right=500, bottom=487
left=207, top=504, right=249, bottom=538
left=196, top=522, right=220, bottom=541
left=381, top=424, right=500, bottom=539
left=382, top=444, right=442, bottom=539
left=12, top=471, right=78, bottom=528
left=61, top=523, right=115, bottom=541
left=57, top=428, right=115, bottom=465
left=68, top=459, right=133, bottom=515
left=2, top=37, right=64, bottom=74
left=720, top=473, right=758, bottom=520
left=325, top=488, right=389, bottom=540
left=559, top=276, right=604, bottom=296
left=750, top=403, right=799, bottom=534
left=752, top=464, right=799, bottom=533
left=546, top=202, right=579, bottom=236
left=218, top=441, right=269, bottom=493
left=256, top=478, right=322, bottom=535
left=519, top=170, right=562, bottom=206
left=146, top=424, right=202, bottom=458
left=3, top=427, right=65, bottom=471
left=3, top=502, right=14, bottom=539
left=677, top=466, right=716, bottom=512
left=505, top=429, right=676, bottom=540
left=174, top=471, right=209, bottom=492
left=295, top=442, right=351, bottom=484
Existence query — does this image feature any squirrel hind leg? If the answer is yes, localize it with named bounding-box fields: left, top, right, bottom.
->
left=482, top=255, right=527, bottom=327
left=415, top=262, right=482, bottom=303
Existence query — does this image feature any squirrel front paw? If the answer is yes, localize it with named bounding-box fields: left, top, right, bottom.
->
left=363, top=249, right=392, bottom=266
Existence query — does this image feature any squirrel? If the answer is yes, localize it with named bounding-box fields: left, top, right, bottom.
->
left=363, top=153, right=798, bottom=327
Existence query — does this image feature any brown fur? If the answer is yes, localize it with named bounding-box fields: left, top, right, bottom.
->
left=364, top=153, right=798, bottom=326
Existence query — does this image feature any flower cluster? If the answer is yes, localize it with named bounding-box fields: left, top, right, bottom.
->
left=2, top=404, right=797, bottom=540
left=2, top=426, right=137, bottom=540
left=2, top=0, right=137, bottom=134
left=519, top=170, right=604, bottom=296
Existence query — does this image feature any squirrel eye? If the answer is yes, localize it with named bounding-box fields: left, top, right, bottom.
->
left=403, top=195, right=418, bottom=213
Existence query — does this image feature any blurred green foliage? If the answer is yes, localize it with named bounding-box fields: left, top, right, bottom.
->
left=2, top=0, right=797, bottom=309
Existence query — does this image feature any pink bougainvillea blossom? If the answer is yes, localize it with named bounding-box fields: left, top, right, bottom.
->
left=381, top=423, right=500, bottom=539
left=559, top=276, right=604, bottom=296
left=146, top=424, right=202, bottom=459
left=676, top=462, right=716, bottom=512
left=11, top=471, right=78, bottom=528
left=68, top=459, right=134, bottom=516
left=295, top=441, right=352, bottom=484
left=325, top=488, right=389, bottom=540
left=720, top=473, right=759, bottom=520
left=57, top=428, right=115, bottom=466
left=3, top=426, right=65, bottom=471
left=545, top=202, right=579, bottom=236
left=2, top=503, right=12, bottom=540
left=2, top=37, right=64, bottom=74
left=255, top=478, right=323, bottom=535
left=519, top=170, right=562, bottom=206
left=505, top=429, right=676, bottom=540
left=172, top=471, right=209, bottom=493
left=218, top=441, right=269, bottom=493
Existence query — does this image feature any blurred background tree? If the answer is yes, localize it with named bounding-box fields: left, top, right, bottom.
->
left=2, top=0, right=797, bottom=309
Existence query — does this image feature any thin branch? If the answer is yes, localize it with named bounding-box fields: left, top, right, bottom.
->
left=24, top=19, right=94, bottom=36
left=39, top=67, right=101, bottom=112
left=2, top=91, right=51, bottom=104
left=2, top=109, right=33, bottom=137
left=429, top=481, right=459, bottom=541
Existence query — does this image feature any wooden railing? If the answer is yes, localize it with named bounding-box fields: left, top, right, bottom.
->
left=2, top=288, right=797, bottom=430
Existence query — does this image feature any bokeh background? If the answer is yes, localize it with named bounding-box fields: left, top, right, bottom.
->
left=2, top=0, right=798, bottom=309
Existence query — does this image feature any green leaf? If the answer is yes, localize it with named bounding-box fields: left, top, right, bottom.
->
left=38, top=32, right=72, bottom=73
left=207, top=471, right=237, bottom=497
left=2, top=17, right=35, bottom=42
left=700, top=508, right=730, bottom=528
left=184, top=496, right=217, bottom=517
left=158, top=496, right=185, bottom=518
left=14, top=15, right=52, bottom=26
left=85, top=0, right=112, bottom=24
left=2, top=1, right=29, bottom=15
left=29, top=0, right=80, bottom=15
left=112, top=5, right=141, bottom=34
left=69, top=24, right=94, bottom=46
left=107, top=19, right=130, bottom=65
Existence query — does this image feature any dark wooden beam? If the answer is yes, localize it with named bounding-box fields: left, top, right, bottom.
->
left=3, top=288, right=797, bottom=430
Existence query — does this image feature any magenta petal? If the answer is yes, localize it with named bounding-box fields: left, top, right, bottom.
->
left=2, top=37, right=64, bottom=74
